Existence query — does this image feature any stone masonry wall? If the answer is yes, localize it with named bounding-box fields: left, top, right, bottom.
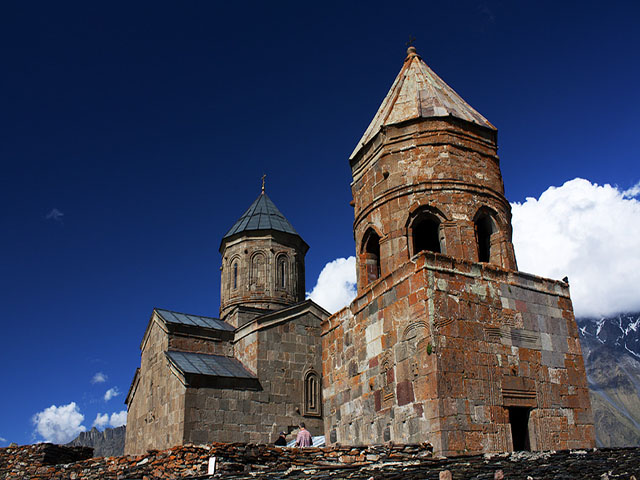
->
left=323, top=251, right=594, bottom=456
left=125, top=320, right=187, bottom=455
left=220, top=233, right=305, bottom=324
left=255, top=311, right=323, bottom=436
left=168, top=332, right=233, bottom=356
left=350, top=119, right=517, bottom=291
left=234, top=330, right=259, bottom=375
left=182, top=311, right=324, bottom=445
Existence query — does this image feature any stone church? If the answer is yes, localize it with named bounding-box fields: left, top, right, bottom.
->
left=125, top=188, right=329, bottom=455
left=125, top=46, right=595, bottom=457
left=322, top=46, right=595, bottom=455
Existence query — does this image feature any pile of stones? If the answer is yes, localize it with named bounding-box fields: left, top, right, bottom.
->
left=1, top=441, right=639, bottom=479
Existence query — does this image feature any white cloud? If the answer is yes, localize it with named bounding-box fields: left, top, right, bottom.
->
left=109, top=410, right=127, bottom=427
left=91, top=372, right=107, bottom=384
left=45, top=208, right=64, bottom=222
left=93, top=411, right=127, bottom=429
left=104, top=387, right=120, bottom=401
left=307, top=256, right=357, bottom=313
left=32, top=402, right=86, bottom=444
left=0, top=436, right=6, bottom=443
left=92, top=413, right=109, bottom=428
left=511, top=178, right=640, bottom=318
left=624, top=182, right=640, bottom=198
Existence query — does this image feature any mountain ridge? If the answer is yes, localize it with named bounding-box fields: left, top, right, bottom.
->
left=66, top=425, right=125, bottom=457
left=578, top=311, right=640, bottom=447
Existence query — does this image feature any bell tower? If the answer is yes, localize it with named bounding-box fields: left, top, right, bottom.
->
left=350, top=46, right=517, bottom=291
left=322, top=47, right=594, bottom=455
left=219, top=186, right=307, bottom=326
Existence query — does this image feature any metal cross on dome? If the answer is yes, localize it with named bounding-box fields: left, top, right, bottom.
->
left=261, top=173, right=266, bottom=193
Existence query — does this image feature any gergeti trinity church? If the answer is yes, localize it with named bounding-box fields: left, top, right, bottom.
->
left=125, top=47, right=595, bottom=456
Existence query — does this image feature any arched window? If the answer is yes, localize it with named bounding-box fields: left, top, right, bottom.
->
left=361, top=228, right=381, bottom=284
left=250, top=252, right=266, bottom=288
left=303, top=370, right=321, bottom=417
left=276, top=254, right=288, bottom=289
left=475, top=210, right=497, bottom=263
left=410, top=211, right=441, bottom=255
left=233, top=261, right=238, bottom=290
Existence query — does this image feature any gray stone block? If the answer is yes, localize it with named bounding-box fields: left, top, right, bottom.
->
left=541, top=350, right=565, bottom=368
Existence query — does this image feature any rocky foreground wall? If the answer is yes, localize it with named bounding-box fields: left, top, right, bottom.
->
left=1, top=442, right=639, bottom=479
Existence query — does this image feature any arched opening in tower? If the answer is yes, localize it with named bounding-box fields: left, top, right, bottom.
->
left=475, top=215, right=494, bottom=263
left=412, top=215, right=441, bottom=254
left=362, top=229, right=381, bottom=284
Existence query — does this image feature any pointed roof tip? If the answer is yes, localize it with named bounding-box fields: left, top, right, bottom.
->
left=405, top=45, right=420, bottom=60
left=350, top=46, right=496, bottom=161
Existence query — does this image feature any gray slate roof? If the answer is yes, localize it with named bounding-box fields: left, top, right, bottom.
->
left=222, top=192, right=299, bottom=240
left=155, top=309, right=234, bottom=332
left=351, top=46, right=495, bottom=160
left=166, top=351, right=256, bottom=379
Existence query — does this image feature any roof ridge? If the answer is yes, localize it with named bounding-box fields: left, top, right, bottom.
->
left=154, top=307, right=221, bottom=321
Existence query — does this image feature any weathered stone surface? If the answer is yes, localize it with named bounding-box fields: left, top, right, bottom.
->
left=2, top=442, right=639, bottom=479
left=125, top=192, right=327, bottom=455
left=219, top=229, right=307, bottom=323
left=322, top=46, right=594, bottom=456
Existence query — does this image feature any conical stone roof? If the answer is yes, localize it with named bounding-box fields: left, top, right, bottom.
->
left=221, top=191, right=300, bottom=244
left=351, top=46, right=495, bottom=160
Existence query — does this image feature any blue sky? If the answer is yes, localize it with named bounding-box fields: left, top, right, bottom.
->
left=1, top=1, right=639, bottom=446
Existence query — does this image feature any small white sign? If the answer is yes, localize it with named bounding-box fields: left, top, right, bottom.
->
left=208, top=456, right=217, bottom=475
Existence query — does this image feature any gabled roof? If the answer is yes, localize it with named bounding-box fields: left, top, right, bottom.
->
left=350, top=46, right=495, bottom=160
left=166, top=351, right=256, bottom=379
left=140, top=308, right=234, bottom=353
left=155, top=308, right=234, bottom=332
left=221, top=192, right=300, bottom=244
left=234, top=299, right=330, bottom=342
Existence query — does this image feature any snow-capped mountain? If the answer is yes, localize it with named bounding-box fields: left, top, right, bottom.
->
left=579, top=312, right=640, bottom=360
left=577, top=312, right=640, bottom=447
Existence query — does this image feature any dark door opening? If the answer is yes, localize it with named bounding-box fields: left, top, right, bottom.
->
left=508, top=407, right=531, bottom=451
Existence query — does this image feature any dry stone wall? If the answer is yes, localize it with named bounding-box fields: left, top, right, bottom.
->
left=2, top=442, right=639, bottom=479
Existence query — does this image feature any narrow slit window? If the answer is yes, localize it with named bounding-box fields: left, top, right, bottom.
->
left=277, top=256, right=287, bottom=289
left=303, top=370, right=321, bottom=416
left=233, top=262, right=238, bottom=290
left=251, top=253, right=266, bottom=287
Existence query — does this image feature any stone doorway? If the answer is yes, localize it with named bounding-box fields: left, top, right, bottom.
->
left=507, top=407, right=531, bottom=451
